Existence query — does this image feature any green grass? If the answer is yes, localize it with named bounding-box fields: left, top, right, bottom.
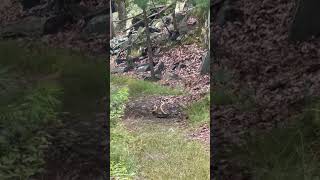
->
left=110, top=85, right=137, bottom=179
left=232, top=99, right=320, bottom=180
left=186, top=94, right=210, bottom=125
left=110, top=124, right=137, bottom=179
left=130, top=124, right=210, bottom=179
left=111, top=75, right=182, bottom=97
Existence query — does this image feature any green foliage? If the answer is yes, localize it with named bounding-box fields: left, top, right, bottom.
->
left=0, top=40, right=107, bottom=179
left=110, top=86, right=129, bottom=126
left=190, top=0, right=209, bottom=23
left=187, top=94, right=210, bottom=125
left=0, top=78, right=62, bottom=179
left=134, top=0, right=149, bottom=9
left=0, top=40, right=60, bottom=75
left=110, top=124, right=137, bottom=179
left=110, top=86, right=136, bottom=179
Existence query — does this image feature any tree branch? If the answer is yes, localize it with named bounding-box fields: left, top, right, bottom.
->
left=122, top=3, right=174, bottom=32
left=113, top=5, right=165, bottom=23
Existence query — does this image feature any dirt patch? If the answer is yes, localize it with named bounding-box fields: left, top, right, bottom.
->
left=188, top=124, right=210, bottom=147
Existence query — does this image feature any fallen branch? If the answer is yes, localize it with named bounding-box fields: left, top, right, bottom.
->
left=113, top=5, right=165, bottom=23
left=122, top=3, right=174, bottom=32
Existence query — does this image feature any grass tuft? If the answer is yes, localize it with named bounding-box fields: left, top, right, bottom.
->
left=186, top=94, right=210, bottom=125
left=111, top=75, right=182, bottom=97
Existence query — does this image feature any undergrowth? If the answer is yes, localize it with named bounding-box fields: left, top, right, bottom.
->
left=0, top=40, right=107, bottom=179
left=110, top=85, right=137, bottom=179
left=233, top=99, right=320, bottom=180
left=0, top=69, right=62, bottom=179
left=111, top=75, right=182, bottom=97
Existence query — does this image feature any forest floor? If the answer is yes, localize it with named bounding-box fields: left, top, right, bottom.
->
left=110, top=28, right=211, bottom=178
left=110, top=75, right=210, bottom=179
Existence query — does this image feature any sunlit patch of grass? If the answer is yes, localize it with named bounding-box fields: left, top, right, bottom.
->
left=110, top=124, right=137, bottom=179
left=111, top=75, right=182, bottom=97
left=131, top=124, right=210, bottom=179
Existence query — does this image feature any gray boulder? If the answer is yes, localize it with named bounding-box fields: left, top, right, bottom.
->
left=0, top=16, right=47, bottom=38
left=111, top=66, right=129, bottom=74
left=137, top=64, right=151, bottom=72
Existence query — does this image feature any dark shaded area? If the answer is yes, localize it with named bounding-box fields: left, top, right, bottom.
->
left=0, top=0, right=109, bottom=178
left=289, top=0, right=320, bottom=41
left=21, top=0, right=41, bottom=10
left=211, top=0, right=320, bottom=179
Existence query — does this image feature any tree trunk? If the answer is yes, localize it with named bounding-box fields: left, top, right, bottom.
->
left=117, top=0, right=127, bottom=30
left=172, top=1, right=179, bottom=32
left=143, top=9, right=155, bottom=79
left=110, top=1, right=115, bottom=38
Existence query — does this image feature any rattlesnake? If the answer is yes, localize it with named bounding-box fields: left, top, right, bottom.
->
left=125, top=96, right=184, bottom=119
